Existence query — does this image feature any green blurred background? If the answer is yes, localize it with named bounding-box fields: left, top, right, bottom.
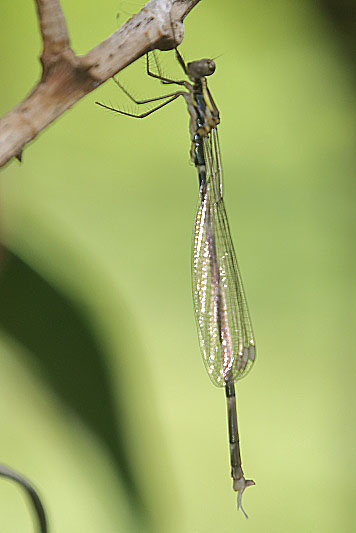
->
left=0, top=1, right=355, bottom=531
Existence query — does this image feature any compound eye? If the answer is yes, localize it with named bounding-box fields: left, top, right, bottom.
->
left=207, top=60, right=216, bottom=74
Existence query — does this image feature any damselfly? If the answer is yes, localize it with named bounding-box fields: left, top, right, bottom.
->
left=97, top=47, right=257, bottom=517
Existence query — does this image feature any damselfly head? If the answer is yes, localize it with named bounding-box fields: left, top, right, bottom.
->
left=187, top=59, right=216, bottom=81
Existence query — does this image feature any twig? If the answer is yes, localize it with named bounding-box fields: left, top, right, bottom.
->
left=0, top=464, right=47, bottom=533
left=0, top=0, right=201, bottom=168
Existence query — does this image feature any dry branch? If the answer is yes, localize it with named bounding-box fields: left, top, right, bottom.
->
left=0, top=0, right=201, bottom=168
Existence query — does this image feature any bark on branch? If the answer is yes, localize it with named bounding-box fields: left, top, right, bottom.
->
left=0, top=0, right=201, bottom=168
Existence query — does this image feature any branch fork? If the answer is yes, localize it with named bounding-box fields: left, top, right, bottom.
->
left=0, top=0, right=201, bottom=168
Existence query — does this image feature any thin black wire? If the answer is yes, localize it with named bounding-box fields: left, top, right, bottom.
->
left=0, top=464, right=47, bottom=533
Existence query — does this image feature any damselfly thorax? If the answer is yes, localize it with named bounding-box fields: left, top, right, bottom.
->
left=181, top=59, right=221, bottom=187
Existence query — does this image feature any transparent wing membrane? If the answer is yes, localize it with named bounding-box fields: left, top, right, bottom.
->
left=192, top=129, right=256, bottom=387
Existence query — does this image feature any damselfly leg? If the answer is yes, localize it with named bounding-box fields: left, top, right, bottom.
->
left=96, top=52, right=188, bottom=117
left=146, top=52, right=188, bottom=86
left=112, top=77, right=181, bottom=105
